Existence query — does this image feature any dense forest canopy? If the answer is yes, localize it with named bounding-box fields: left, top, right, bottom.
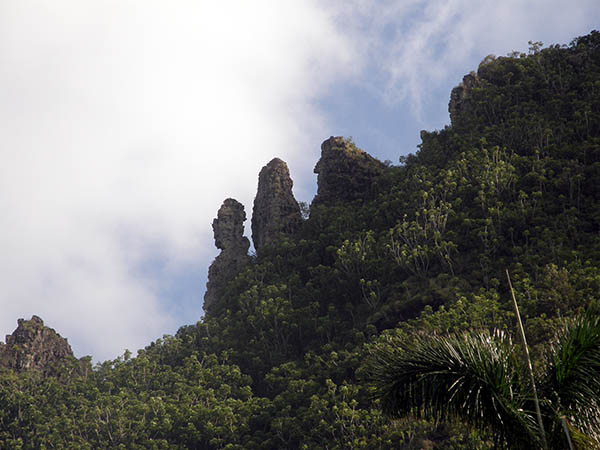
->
left=1, top=31, right=599, bottom=449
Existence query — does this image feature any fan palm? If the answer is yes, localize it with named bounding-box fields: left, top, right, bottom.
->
left=367, top=314, right=600, bottom=449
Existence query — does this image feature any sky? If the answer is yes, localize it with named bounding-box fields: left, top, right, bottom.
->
left=0, top=0, right=598, bottom=362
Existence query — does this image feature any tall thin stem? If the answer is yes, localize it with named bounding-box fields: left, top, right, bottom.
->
left=561, top=417, right=574, bottom=450
left=506, top=269, right=547, bottom=450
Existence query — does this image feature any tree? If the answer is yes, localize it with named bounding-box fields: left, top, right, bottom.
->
left=366, top=314, right=600, bottom=449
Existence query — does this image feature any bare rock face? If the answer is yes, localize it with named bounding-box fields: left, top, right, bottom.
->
left=312, top=136, right=385, bottom=205
left=213, top=198, right=250, bottom=251
left=0, top=315, right=74, bottom=373
left=251, top=158, right=302, bottom=250
left=449, top=71, right=479, bottom=124
left=204, top=199, right=251, bottom=313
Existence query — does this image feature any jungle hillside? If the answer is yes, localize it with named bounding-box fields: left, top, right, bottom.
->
left=1, top=31, right=600, bottom=449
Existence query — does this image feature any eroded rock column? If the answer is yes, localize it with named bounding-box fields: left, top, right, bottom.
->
left=251, top=158, right=302, bottom=251
left=204, top=198, right=251, bottom=313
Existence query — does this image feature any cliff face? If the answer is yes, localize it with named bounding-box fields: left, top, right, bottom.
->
left=204, top=198, right=251, bottom=313
left=448, top=71, right=480, bottom=124
left=0, top=315, right=74, bottom=373
left=251, top=158, right=302, bottom=251
left=312, top=136, right=385, bottom=206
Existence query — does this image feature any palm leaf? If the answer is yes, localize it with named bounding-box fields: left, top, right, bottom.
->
left=366, top=330, right=540, bottom=448
left=541, top=313, right=600, bottom=447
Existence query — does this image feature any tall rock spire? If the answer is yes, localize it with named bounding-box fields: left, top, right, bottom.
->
left=251, top=158, right=302, bottom=251
left=204, top=199, right=251, bottom=313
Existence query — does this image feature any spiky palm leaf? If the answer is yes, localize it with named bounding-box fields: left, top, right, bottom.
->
left=367, top=330, right=540, bottom=449
left=540, top=314, right=600, bottom=448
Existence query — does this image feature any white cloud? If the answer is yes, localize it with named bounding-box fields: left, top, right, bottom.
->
left=343, top=0, right=599, bottom=121
left=0, top=1, right=358, bottom=361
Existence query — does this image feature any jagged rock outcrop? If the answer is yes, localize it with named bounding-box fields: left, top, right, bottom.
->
left=312, top=136, right=385, bottom=205
left=251, top=158, right=302, bottom=250
left=204, top=198, right=251, bottom=313
left=0, top=315, right=74, bottom=373
left=449, top=71, right=480, bottom=124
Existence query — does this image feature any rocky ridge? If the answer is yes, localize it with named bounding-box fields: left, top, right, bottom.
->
left=204, top=139, right=388, bottom=313
left=0, top=315, right=74, bottom=373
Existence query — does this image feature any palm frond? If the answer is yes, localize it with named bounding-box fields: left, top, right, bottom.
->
left=366, top=330, right=540, bottom=448
left=541, top=313, right=600, bottom=445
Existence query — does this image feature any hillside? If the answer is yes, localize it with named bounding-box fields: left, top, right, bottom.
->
left=1, top=31, right=599, bottom=449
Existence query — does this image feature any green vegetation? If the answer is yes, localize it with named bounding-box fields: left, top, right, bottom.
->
left=366, top=314, right=600, bottom=449
left=1, top=31, right=599, bottom=448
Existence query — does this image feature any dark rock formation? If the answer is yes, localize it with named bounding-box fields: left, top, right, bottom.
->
left=251, top=158, right=302, bottom=250
left=449, top=71, right=479, bottom=124
left=0, top=315, right=74, bottom=373
left=213, top=198, right=249, bottom=251
left=204, top=199, right=251, bottom=313
left=312, top=136, right=385, bottom=205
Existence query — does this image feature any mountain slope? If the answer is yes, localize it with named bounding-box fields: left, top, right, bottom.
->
left=1, top=30, right=599, bottom=449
